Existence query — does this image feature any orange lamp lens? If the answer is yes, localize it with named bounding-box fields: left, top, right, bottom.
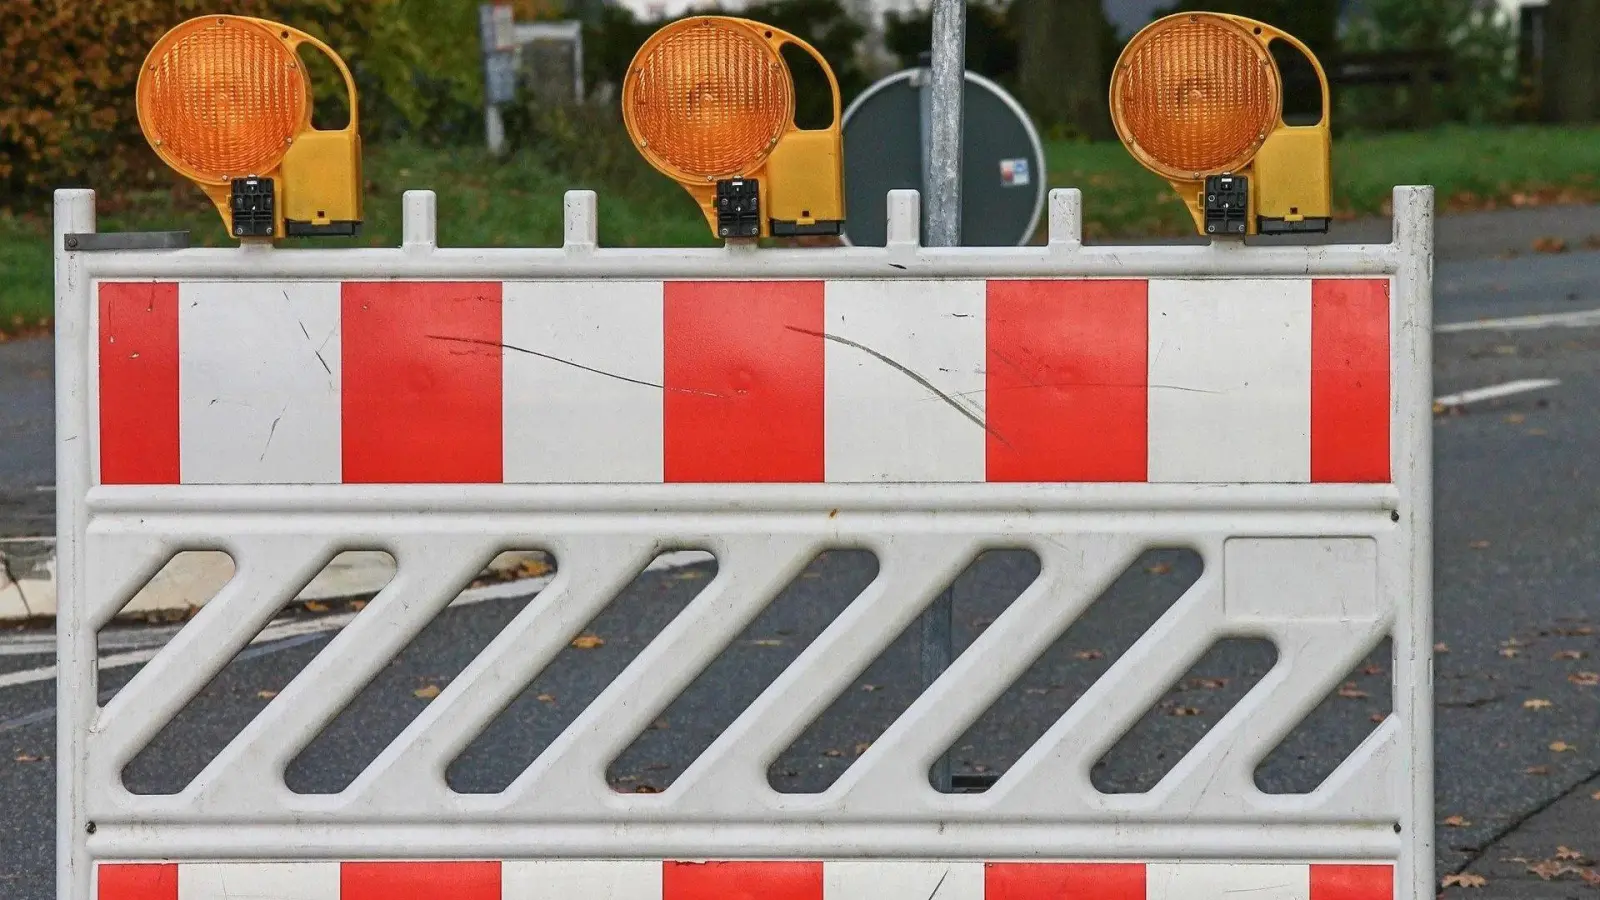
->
left=1112, top=14, right=1280, bottom=180
left=624, top=18, right=793, bottom=181
left=138, top=17, right=308, bottom=184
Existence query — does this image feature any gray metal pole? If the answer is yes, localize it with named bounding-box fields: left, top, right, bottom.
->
left=921, top=0, right=965, bottom=796
left=925, top=0, right=966, bottom=247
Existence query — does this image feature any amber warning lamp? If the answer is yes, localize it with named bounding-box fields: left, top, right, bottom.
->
left=137, top=15, right=363, bottom=240
left=622, top=16, right=845, bottom=241
left=1111, top=12, right=1331, bottom=237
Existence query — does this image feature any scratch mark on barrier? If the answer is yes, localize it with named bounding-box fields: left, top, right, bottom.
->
left=925, top=869, right=950, bottom=900
left=784, top=325, right=1006, bottom=445
left=427, top=335, right=725, bottom=398
left=261, top=408, right=284, bottom=461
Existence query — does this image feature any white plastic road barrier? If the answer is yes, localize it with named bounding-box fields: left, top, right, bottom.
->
left=57, top=186, right=1434, bottom=900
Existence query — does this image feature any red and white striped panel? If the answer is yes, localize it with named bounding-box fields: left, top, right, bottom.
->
left=96, top=278, right=1390, bottom=486
left=97, top=859, right=1393, bottom=900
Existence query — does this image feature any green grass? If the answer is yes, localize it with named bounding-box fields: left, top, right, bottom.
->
left=5, top=125, right=1600, bottom=329
left=1048, top=124, right=1600, bottom=239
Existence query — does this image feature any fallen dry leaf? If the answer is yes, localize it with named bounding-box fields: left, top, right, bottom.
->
left=853, top=742, right=871, bottom=755
left=1370, top=712, right=1387, bottom=723
left=1556, top=847, right=1584, bottom=861
left=1570, top=671, right=1600, bottom=687
left=413, top=684, right=441, bottom=700
left=1499, top=647, right=1521, bottom=658
left=256, top=690, right=278, bottom=700
left=1073, top=649, right=1105, bottom=661
left=535, top=693, right=555, bottom=703
left=1532, top=236, right=1568, bottom=254
left=859, top=683, right=879, bottom=692
left=1504, top=413, right=1526, bottom=425
left=1580, top=868, right=1600, bottom=886
left=1549, top=741, right=1576, bottom=753
left=1558, top=625, right=1594, bottom=637
left=1470, top=540, right=1491, bottom=549
left=633, top=784, right=661, bottom=794
left=1527, top=860, right=1566, bottom=880
left=1552, top=650, right=1586, bottom=661
left=1592, top=789, right=1600, bottom=801
left=1435, top=642, right=1451, bottom=654
left=1443, top=815, right=1470, bottom=827
left=14, top=754, right=41, bottom=763
left=823, top=748, right=843, bottom=758
left=349, top=599, right=367, bottom=611
left=649, top=718, right=669, bottom=730
left=1526, top=765, right=1550, bottom=776
left=671, top=570, right=705, bottom=580
left=570, top=634, right=605, bottom=650
left=1338, top=682, right=1370, bottom=699
left=1146, top=562, right=1172, bottom=575
left=1191, top=677, right=1228, bottom=690
left=303, top=600, right=330, bottom=613
left=1362, top=664, right=1386, bottom=676
left=749, top=638, right=783, bottom=647
left=1441, top=873, right=1486, bottom=888
left=1523, top=698, right=1553, bottom=710
left=1168, top=706, right=1202, bottom=717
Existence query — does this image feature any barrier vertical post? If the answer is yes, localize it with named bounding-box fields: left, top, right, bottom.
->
left=1393, top=184, right=1436, bottom=900
left=55, top=188, right=96, bottom=900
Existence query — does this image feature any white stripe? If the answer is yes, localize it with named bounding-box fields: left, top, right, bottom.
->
left=503, top=860, right=662, bottom=899
left=824, top=280, right=986, bottom=482
left=178, top=282, right=342, bottom=484
left=825, top=860, right=984, bottom=899
left=1436, top=308, right=1600, bottom=333
left=503, top=281, right=663, bottom=483
left=1147, top=279, right=1312, bottom=482
left=1147, top=863, right=1309, bottom=900
left=178, top=861, right=339, bottom=900
left=1434, top=378, right=1560, bottom=407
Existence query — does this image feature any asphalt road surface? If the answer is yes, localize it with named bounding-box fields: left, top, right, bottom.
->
left=3, top=245, right=1600, bottom=899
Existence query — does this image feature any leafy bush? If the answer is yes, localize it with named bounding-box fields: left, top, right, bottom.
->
left=1337, top=0, right=1518, bottom=128
left=0, top=0, right=421, bottom=209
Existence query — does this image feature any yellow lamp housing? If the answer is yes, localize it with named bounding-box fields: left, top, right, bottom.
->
left=622, top=16, right=845, bottom=241
left=1110, top=12, right=1331, bottom=238
left=136, top=15, right=363, bottom=240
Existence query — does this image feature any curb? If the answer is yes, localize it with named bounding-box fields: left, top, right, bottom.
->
left=0, top=541, right=549, bottom=622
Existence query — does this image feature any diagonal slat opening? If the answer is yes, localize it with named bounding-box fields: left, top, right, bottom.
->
left=121, top=550, right=395, bottom=795
left=932, top=548, right=1201, bottom=792
left=607, top=550, right=879, bottom=793
left=768, top=549, right=1037, bottom=794
left=1092, top=637, right=1279, bottom=794
left=447, top=551, right=719, bottom=793
left=1255, top=636, right=1394, bottom=793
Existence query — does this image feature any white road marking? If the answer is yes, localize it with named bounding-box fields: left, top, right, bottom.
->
left=1436, top=308, right=1600, bottom=333
left=0, top=550, right=715, bottom=690
left=1434, top=378, right=1561, bottom=408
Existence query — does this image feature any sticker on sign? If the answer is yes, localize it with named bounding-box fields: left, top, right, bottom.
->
left=1000, top=158, right=1031, bottom=186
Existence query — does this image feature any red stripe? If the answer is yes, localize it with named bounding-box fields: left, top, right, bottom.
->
left=341, top=861, right=500, bottom=899
left=1311, top=864, right=1393, bottom=900
left=99, top=282, right=180, bottom=485
left=987, top=862, right=1146, bottom=899
left=986, top=280, right=1148, bottom=481
left=1311, top=279, right=1390, bottom=482
left=663, top=860, right=823, bottom=900
left=664, top=281, right=824, bottom=482
left=97, top=863, right=178, bottom=900
left=342, top=282, right=503, bottom=483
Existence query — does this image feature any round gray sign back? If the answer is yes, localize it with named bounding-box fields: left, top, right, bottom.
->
left=841, top=69, right=1046, bottom=247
